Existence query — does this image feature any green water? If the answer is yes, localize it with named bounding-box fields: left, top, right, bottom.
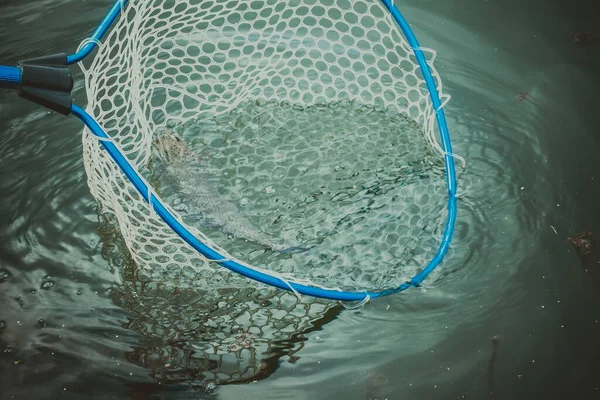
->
left=153, top=100, right=447, bottom=291
left=1, top=0, right=600, bottom=399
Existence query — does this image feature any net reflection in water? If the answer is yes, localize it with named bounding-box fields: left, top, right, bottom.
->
left=99, top=213, right=342, bottom=389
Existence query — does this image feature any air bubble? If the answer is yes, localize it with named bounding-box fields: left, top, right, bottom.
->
left=2, top=347, right=17, bottom=356
left=41, top=280, right=55, bottom=290
left=204, top=380, right=218, bottom=394
left=0, top=269, right=11, bottom=283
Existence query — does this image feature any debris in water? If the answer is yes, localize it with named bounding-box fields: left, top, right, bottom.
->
left=3, top=347, right=17, bottom=356
left=567, top=231, right=594, bottom=262
left=365, top=370, right=389, bottom=400
left=514, top=93, right=529, bottom=101
left=0, top=269, right=11, bottom=283
left=573, top=31, right=600, bottom=45
left=40, top=280, right=55, bottom=290
left=550, top=225, right=558, bottom=235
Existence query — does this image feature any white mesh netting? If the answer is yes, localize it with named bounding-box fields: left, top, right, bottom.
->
left=81, top=0, right=452, bottom=293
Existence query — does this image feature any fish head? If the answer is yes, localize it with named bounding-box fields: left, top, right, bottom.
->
left=153, top=129, right=191, bottom=163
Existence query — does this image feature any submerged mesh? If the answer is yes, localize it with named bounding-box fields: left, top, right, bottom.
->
left=82, top=0, right=450, bottom=292
left=98, top=213, right=341, bottom=389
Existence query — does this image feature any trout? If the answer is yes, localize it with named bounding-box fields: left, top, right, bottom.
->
left=152, top=129, right=305, bottom=254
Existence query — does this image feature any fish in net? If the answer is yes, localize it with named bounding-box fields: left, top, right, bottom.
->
left=147, top=100, right=449, bottom=292
left=150, top=127, right=309, bottom=254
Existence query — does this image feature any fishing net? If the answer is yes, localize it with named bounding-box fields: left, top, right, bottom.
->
left=99, top=211, right=342, bottom=389
left=80, top=0, right=457, bottom=296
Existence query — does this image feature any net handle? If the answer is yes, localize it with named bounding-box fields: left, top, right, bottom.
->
left=0, top=66, right=21, bottom=90
left=0, top=0, right=458, bottom=301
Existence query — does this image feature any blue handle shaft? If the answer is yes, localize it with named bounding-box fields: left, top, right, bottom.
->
left=0, top=65, right=22, bottom=89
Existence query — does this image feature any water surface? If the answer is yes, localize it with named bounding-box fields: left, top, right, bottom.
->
left=1, top=0, right=600, bottom=399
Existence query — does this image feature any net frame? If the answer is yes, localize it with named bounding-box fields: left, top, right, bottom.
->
left=67, top=0, right=458, bottom=301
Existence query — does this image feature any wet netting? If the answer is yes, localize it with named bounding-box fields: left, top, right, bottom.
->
left=0, top=0, right=459, bottom=301
left=99, top=212, right=343, bottom=389
left=80, top=0, right=459, bottom=300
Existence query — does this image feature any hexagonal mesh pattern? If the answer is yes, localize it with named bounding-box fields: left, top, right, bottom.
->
left=81, top=0, right=450, bottom=292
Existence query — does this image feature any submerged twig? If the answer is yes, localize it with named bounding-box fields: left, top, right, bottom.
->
left=488, top=335, right=500, bottom=400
